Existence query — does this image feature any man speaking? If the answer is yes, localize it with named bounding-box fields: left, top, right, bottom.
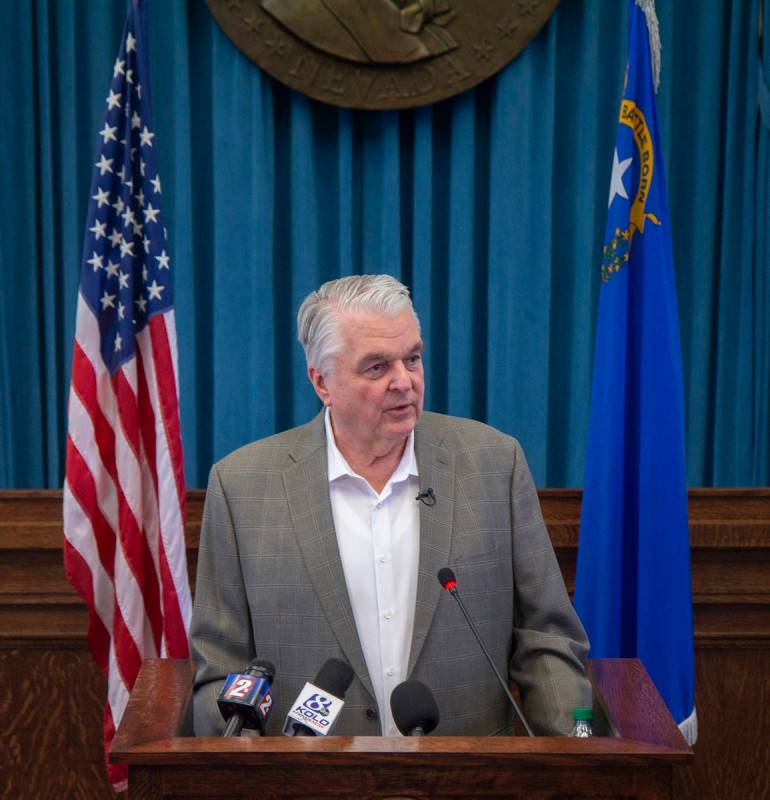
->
left=190, top=274, right=591, bottom=737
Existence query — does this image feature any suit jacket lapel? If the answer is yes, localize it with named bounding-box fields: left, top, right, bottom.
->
left=408, top=419, right=455, bottom=675
left=282, top=413, right=375, bottom=700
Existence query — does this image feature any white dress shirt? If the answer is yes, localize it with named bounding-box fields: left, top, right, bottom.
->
left=324, top=410, right=420, bottom=735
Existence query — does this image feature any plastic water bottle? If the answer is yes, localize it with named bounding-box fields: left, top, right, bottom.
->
left=570, top=707, right=593, bottom=737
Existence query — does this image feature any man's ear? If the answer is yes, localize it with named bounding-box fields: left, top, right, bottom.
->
left=308, top=366, right=332, bottom=407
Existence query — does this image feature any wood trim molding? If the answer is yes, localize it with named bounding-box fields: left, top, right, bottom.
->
left=1, top=489, right=768, bottom=645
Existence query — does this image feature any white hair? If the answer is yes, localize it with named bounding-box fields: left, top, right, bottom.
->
left=297, top=274, right=420, bottom=374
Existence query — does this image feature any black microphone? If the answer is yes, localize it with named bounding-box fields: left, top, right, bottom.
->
left=217, top=659, right=276, bottom=737
left=390, top=680, right=440, bottom=736
left=437, top=567, right=534, bottom=737
left=282, top=658, right=355, bottom=737
left=416, top=488, right=436, bottom=506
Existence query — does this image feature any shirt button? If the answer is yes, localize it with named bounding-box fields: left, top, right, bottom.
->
left=383, top=610, right=393, bottom=620
left=378, top=554, right=389, bottom=564
left=386, top=667, right=396, bottom=677
left=389, top=725, right=398, bottom=735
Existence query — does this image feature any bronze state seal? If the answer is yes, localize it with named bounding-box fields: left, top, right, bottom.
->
left=206, top=0, right=559, bottom=110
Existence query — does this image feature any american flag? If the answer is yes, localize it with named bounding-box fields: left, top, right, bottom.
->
left=63, top=1, right=191, bottom=790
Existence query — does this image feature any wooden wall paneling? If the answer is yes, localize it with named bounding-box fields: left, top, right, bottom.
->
left=0, top=644, right=113, bottom=799
left=540, top=488, right=770, bottom=800
left=674, top=647, right=770, bottom=800
left=0, top=488, right=768, bottom=800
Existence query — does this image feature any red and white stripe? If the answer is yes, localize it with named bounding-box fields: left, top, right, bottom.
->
left=64, top=292, right=191, bottom=791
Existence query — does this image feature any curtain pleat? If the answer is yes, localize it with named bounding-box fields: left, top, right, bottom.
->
left=709, top=3, right=759, bottom=484
left=755, top=0, right=770, bottom=483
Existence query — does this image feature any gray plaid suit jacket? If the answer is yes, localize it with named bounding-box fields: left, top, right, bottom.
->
left=190, top=411, right=591, bottom=737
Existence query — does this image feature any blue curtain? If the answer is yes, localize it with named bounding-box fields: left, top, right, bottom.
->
left=756, top=0, right=770, bottom=484
left=0, top=0, right=766, bottom=489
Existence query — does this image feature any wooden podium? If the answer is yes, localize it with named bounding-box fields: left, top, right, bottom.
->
left=111, top=658, right=692, bottom=800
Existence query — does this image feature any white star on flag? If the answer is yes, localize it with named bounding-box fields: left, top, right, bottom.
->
left=95, top=155, right=114, bottom=175
left=608, top=147, right=633, bottom=208
left=87, top=252, right=104, bottom=271
left=139, top=126, right=155, bottom=147
left=100, top=291, right=116, bottom=310
left=92, top=188, right=110, bottom=208
left=99, top=123, right=118, bottom=143
left=147, top=279, right=164, bottom=300
left=121, top=207, right=137, bottom=228
left=89, top=221, right=107, bottom=240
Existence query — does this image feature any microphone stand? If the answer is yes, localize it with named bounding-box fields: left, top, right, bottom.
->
left=445, top=582, right=534, bottom=737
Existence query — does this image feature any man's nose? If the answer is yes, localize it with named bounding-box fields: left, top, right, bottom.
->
left=390, top=361, right=413, bottom=391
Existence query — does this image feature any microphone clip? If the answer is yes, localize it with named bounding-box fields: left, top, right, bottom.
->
left=416, top=488, right=436, bottom=506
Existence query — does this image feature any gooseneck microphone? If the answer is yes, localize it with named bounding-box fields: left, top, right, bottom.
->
left=217, top=658, right=276, bottom=737
left=282, top=658, right=355, bottom=737
left=390, top=680, right=440, bottom=736
left=437, top=567, right=534, bottom=737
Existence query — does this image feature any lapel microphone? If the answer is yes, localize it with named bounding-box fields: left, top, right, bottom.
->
left=438, top=567, right=534, bottom=737
left=416, top=488, right=436, bottom=506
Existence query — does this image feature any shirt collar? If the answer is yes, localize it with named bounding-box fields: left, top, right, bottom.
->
left=324, top=408, right=418, bottom=485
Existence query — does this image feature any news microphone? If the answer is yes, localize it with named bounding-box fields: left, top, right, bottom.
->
left=437, top=567, right=534, bottom=737
left=390, top=680, right=440, bottom=736
left=282, top=658, right=355, bottom=737
left=217, top=659, right=276, bottom=737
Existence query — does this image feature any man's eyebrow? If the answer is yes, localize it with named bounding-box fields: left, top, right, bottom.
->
left=355, top=341, right=424, bottom=370
left=357, top=352, right=387, bottom=367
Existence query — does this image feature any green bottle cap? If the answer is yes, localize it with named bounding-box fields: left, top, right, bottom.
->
left=572, top=707, right=593, bottom=720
